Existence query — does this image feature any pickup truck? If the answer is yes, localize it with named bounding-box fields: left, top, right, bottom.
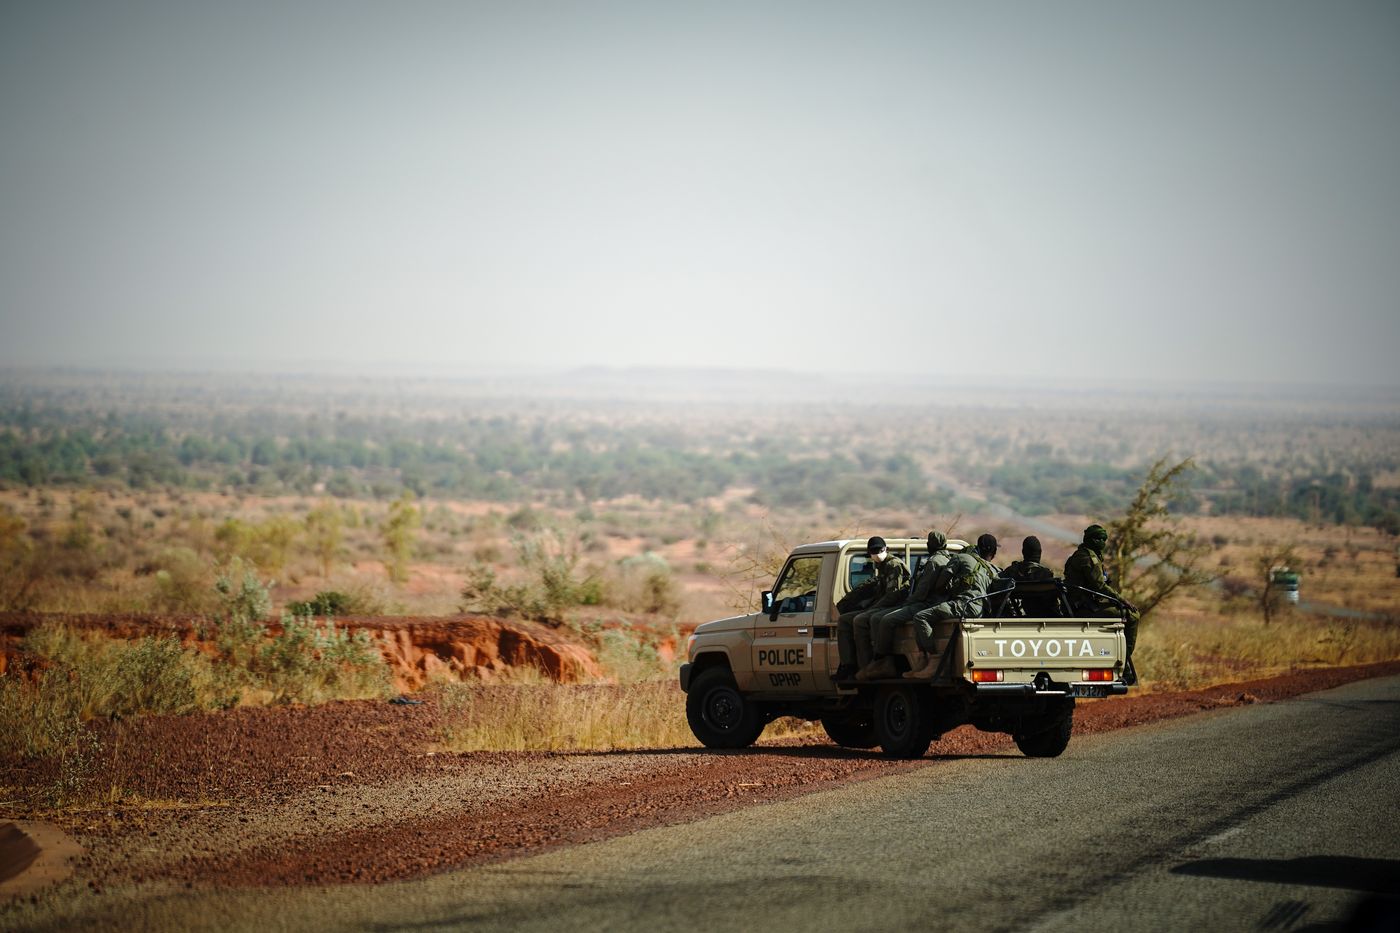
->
left=680, top=537, right=1130, bottom=758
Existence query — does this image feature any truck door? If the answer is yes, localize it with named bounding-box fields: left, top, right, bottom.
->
left=753, top=555, right=822, bottom=692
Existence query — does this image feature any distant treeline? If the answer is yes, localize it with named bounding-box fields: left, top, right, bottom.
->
left=982, top=457, right=1400, bottom=533
left=3, top=405, right=1397, bottom=532
left=0, top=406, right=947, bottom=512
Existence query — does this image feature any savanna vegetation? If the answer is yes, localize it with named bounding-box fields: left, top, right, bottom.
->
left=2, top=369, right=1398, bottom=805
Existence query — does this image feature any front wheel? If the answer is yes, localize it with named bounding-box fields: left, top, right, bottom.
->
left=873, top=685, right=936, bottom=759
left=686, top=668, right=765, bottom=749
left=1014, top=704, right=1073, bottom=758
left=821, top=713, right=878, bottom=749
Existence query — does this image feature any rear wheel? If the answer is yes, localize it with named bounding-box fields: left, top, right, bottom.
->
left=821, top=713, right=878, bottom=749
left=873, top=685, right=936, bottom=759
left=1013, top=704, right=1073, bottom=758
left=686, top=668, right=765, bottom=749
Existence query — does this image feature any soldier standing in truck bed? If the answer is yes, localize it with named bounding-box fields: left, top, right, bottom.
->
left=834, top=536, right=909, bottom=679
left=1065, top=523, right=1140, bottom=683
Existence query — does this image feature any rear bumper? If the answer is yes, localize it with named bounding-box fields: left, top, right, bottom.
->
left=972, top=682, right=1128, bottom=698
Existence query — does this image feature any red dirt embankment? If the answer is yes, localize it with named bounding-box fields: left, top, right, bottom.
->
left=0, top=612, right=603, bottom=688
left=338, top=615, right=602, bottom=687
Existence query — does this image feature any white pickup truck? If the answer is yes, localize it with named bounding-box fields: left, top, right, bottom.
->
left=680, top=537, right=1130, bottom=758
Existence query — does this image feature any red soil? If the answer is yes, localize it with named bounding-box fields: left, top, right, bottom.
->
left=7, top=659, right=1394, bottom=895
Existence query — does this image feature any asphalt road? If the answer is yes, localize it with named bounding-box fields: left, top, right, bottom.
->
left=18, top=674, right=1400, bottom=933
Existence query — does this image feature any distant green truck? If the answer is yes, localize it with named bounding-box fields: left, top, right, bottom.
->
left=680, top=537, right=1130, bottom=758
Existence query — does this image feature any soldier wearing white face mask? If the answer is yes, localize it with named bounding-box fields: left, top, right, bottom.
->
left=833, top=536, right=909, bottom=680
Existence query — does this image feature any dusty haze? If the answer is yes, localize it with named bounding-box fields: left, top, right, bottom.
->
left=2, top=1, right=1399, bottom=385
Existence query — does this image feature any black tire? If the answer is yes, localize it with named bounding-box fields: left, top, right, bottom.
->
left=686, top=668, right=765, bottom=749
left=872, top=685, right=936, bottom=759
left=821, top=713, right=878, bottom=749
left=1014, top=705, right=1073, bottom=758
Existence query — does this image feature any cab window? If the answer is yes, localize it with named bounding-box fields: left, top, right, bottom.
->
left=773, top=556, right=822, bottom=613
left=846, top=553, right=875, bottom=591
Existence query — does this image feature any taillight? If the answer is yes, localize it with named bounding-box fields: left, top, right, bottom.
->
left=970, top=669, right=1004, bottom=683
left=1083, top=669, right=1114, bottom=682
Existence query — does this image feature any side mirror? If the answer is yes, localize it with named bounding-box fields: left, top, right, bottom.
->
left=762, top=590, right=773, bottom=612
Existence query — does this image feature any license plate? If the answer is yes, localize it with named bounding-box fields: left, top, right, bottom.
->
left=1072, top=684, right=1111, bottom=698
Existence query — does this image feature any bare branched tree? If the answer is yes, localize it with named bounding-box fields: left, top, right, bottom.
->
left=719, top=513, right=799, bottom=613
left=1104, top=457, right=1214, bottom=622
left=718, top=513, right=883, bottom=613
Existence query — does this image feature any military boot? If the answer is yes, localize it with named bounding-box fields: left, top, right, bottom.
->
left=855, top=656, right=898, bottom=682
left=902, top=651, right=939, bottom=680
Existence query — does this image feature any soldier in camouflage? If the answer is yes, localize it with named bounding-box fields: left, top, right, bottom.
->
left=834, top=536, right=910, bottom=677
left=848, top=531, right=952, bottom=681
left=1064, top=523, right=1140, bottom=683
left=900, top=534, right=1001, bottom=680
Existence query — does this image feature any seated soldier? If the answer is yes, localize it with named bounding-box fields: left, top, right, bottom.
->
left=853, top=531, right=952, bottom=681
left=997, top=535, right=1058, bottom=617
left=833, top=536, right=910, bottom=680
left=900, top=535, right=999, bottom=680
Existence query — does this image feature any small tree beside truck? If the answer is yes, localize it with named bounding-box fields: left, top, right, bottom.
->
left=681, top=537, right=1131, bottom=759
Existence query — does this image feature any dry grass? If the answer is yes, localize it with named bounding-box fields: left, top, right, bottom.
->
left=1135, top=611, right=1400, bottom=691
left=434, top=676, right=820, bottom=753
left=435, top=680, right=697, bottom=752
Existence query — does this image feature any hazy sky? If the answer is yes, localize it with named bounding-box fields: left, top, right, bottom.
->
left=2, top=1, right=1398, bottom=385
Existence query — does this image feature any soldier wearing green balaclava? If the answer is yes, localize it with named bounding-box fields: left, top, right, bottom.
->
left=1065, top=524, right=1140, bottom=683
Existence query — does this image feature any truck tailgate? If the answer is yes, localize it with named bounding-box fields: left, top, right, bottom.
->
left=957, top=618, right=1127, bottom=696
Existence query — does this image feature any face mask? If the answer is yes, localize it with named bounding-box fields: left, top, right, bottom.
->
left=870, top=549, right=887, bottom=564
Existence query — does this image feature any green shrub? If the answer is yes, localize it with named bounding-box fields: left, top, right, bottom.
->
left=20, top=623, right=219, bottom=719
left=215, top=558, right=272, bottom=622
left=149, top=546, right=218, bottom=614
left=109, top=635, right=205, bottom=717
left=609, top=553, right=681, bottom=616
left=256, top=616, right=391, bottom=704
left=459, top=527, right=603, bottom=621
left=286, top=590, right=356, bottom=617
left=594, top=628, right=665, bottom=683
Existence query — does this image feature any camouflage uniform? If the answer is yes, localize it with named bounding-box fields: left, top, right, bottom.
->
left=908, top=548, right=996, bottom=651
left=1064, top=524, right=1140, bottom=672
left=866, top=532, right=953, bottom=658
left=835, top=547, right=909, bottom=670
